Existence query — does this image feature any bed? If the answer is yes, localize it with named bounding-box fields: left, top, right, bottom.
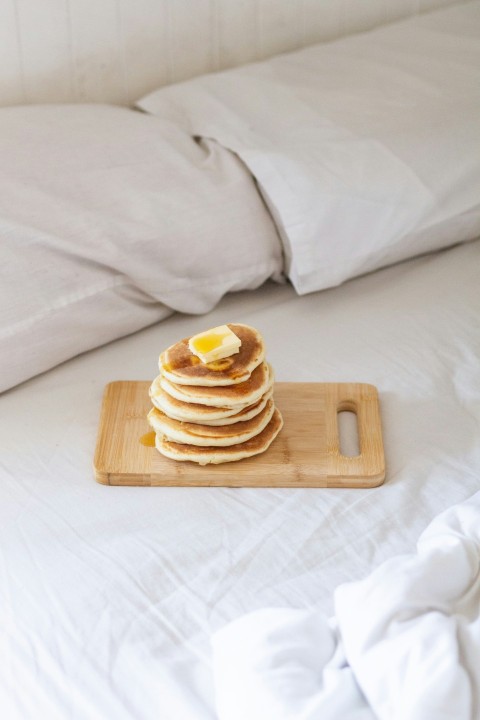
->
left=1, top=2, right=480, bottom=719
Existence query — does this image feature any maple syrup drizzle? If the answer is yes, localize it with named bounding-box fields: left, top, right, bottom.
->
left=206, top=357, right=234, bottom=372
left=163, top=355, right=200, bottom=372
left=139, top=431, right=156, bottom=447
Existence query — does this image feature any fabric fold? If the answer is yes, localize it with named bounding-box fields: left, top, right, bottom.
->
left=212, top=491, right=480, bottom=720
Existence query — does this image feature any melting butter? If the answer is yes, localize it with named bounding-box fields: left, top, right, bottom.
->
left=188, top=325, right=241, bottom=364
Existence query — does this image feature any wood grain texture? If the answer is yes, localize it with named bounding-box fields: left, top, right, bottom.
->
left=93, top=381, right=385, bottom=488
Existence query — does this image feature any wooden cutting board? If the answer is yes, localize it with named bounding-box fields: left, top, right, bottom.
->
left=93, top=381, right=385, bottom=487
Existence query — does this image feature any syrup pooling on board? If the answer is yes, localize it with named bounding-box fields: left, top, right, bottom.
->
left=139, top=430, right=156, bottom=447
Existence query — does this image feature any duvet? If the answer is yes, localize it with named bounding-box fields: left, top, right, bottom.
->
left=213, top=492, right=480, bottom=719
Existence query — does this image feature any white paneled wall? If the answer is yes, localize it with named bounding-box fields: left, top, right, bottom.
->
left=0, top=0, right=456, bottom=107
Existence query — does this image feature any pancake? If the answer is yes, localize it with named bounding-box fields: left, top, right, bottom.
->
left=156, top=407, right=283, bottom=465
left=150, top=377, right=273, bottom=424
left=148, top=399, right=275, bottom=447
left=160, top=362, right=273, bottom=408
left=196, top=390, right=273, bottom=426
left=149, top=321, right=283, bottom=465
left=160, top=323, right=265, bottom=387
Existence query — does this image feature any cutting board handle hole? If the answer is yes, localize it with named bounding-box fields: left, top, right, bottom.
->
left=337, top=405, right=360, bottom=457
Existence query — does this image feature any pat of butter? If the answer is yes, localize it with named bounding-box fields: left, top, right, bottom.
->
left=188, top=325, right=241, bottom=364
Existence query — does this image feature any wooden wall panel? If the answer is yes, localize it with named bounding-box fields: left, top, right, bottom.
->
left=0, top=0, right=24, bottom=105
left=0, top=0, right=460, bottom=107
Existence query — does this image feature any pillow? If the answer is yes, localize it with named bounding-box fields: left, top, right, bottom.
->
left=0, top=104, right=283, bottom=393
left=137, top=1, right=480, bottom=295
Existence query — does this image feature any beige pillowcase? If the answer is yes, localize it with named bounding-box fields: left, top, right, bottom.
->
left=138, top=1, right=480, bottom=295
left=0, top=104, right=282, bottom=393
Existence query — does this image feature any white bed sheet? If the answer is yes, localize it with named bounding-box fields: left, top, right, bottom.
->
left=1, top=238, right=479, bottom=719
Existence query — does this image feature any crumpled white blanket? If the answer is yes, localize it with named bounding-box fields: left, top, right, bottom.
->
left=212, top=492, right=480, bottom=720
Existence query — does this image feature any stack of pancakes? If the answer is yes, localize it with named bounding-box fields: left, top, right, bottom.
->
left=148, top=324, right=283, bottom=465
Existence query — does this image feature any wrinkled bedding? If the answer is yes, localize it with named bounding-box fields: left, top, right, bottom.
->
left=0, top=104, right=282, bottom=393
left=213, top=491, right=480, bottom=719
left=138, top=1, right=480, bottom=295
left=1, top=238, right=479, bottom=719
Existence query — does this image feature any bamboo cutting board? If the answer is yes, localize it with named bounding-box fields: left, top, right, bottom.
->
left=93, top=381, right=385, bottom=487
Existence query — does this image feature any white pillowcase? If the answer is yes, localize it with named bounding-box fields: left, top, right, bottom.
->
left=0, top=105, right=282, bottom=393
left=138, top=1, right=480, bottom=295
